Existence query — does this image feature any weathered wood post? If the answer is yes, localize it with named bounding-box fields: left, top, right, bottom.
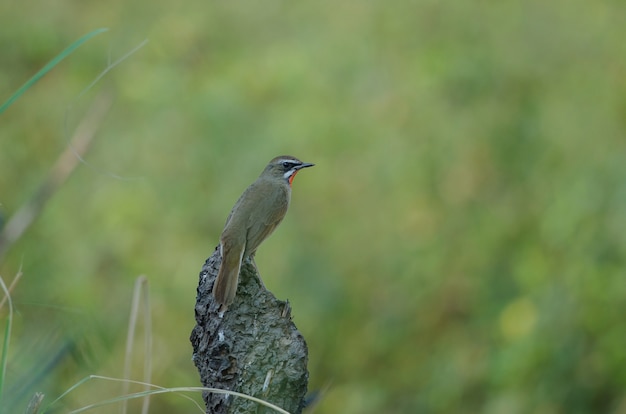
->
left=190, top=247, right=309, bottom=413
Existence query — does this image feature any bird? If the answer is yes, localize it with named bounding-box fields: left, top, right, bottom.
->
left=212, top=155, right=314, bottom=310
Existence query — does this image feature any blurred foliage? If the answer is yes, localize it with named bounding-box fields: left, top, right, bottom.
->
left=2, top=0, right=626, bottom=413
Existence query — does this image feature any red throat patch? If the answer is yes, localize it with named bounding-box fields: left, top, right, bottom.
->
left=288, top=171, right=298, bottom=186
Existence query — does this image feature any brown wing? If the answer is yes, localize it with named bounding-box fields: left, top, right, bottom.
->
left=244, top=180, right=290, bottom=256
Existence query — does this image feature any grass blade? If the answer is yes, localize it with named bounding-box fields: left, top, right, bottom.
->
left=0, top=273, right=15, bottom=405
left=0, top=28, right=109, bottom=115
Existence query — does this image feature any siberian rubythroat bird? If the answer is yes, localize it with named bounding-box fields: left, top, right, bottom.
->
left=212, top=155, right=314, bottom=309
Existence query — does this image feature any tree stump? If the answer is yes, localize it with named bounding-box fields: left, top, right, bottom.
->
left=190, top=247, right=309, bottom=414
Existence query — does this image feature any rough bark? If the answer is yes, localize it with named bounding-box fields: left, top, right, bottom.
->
left=190, top=247, right=309, bottom=414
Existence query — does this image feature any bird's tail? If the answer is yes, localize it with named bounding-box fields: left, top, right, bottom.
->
left=212, top=239, right=245, bottom=310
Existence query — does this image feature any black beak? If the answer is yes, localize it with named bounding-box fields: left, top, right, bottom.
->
left=296, top=162, right=315, bottom=170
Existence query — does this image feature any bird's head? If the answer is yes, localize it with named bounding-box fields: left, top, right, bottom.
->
left=263, top=155, right=315, bottom=186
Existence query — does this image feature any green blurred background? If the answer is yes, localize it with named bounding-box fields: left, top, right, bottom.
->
left=2, top=0, right=626, bottom=413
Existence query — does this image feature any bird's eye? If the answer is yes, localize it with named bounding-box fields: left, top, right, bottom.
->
left=282, top=161, right=292, bottom=168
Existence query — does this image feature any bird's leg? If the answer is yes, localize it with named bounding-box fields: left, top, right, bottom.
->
left=245, top=253, right=266, bottom=289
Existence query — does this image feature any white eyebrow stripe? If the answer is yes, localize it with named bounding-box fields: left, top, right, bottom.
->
left=276, top=158, right=300, bottom=164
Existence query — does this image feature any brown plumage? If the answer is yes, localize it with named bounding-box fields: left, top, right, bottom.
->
left=212, top=155, right=314, bottom=310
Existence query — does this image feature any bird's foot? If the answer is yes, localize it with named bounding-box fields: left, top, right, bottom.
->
left=245, top=255, right=266, bottom=289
